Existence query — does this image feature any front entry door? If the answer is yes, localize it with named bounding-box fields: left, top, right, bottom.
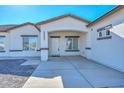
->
left=50, top=37, right=60, bottom=56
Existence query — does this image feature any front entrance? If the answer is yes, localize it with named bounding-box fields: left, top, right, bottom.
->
left=50, top=36, right=60, bottom=56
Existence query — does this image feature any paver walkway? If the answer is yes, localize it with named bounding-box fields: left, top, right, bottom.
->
left=23, top=56, right=124, bottom=88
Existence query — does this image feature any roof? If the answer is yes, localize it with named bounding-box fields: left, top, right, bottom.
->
left=0, top=14, right=90, bottom=32
left=87, top=5, right=124, bottom=27
left=36, top=14, right=91, bottom=25
left=0, top=22, right=40, bottom=32
left=0, top=6, right=124, bottom=32
left=0, top=25, right=18, bottom=32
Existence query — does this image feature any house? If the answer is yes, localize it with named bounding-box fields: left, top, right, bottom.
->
left=0, top=5, right=124, bottom=72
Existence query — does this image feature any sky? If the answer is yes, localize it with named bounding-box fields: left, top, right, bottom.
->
left=0, top=5, right=117, bottom=25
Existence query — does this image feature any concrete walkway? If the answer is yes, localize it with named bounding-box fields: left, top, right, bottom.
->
left=23, top=56, right=124, bottom=88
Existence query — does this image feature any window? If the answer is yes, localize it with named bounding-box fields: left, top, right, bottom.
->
left=97, top=24, right=112, bottom=40
left=23, top=36, right=37, bottom=51
left=66, top=37, right=78, bottom=50
left=98, top=31, right=102, bottom=37
left=106, top=30, right=110, bottom=36
left=0, top=36, right=5, bottom=51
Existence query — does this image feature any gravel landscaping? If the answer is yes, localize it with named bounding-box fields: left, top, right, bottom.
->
left=0, top=59, right=37, bottom=88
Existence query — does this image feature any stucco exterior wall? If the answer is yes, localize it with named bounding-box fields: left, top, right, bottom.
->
left=48, top=31, right=87, bottom=56
left=39, top=16, right=90, bottom=60
left=0, top=25, right=41, bottom=57
left=0, top=32, right=10, bottom=57
left=9, top=25, right=41, bottom=57
left=89, top=8, right=124, bottom=72
left=40, top=16, right=88, bottom=32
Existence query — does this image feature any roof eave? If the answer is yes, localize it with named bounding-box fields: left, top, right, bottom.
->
left=3, top=22, right=40, bottom=32
left=87, top=5, right=124, bottom=27
left=36, top=14, right=91, bottom=26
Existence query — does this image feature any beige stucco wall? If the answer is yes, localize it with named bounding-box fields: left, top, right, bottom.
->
left=39, top=16, right=88, bottom=32
left=88, top=8, right=124, bottom=72
left=0, top=32, right=10, bottom=57
left=0, top=25, right=41, bottom=57
left=89, top=8, right=124, bottom=30
left=38, top=16, right=88, bottom=58
left=9, top=25, right=41, bottom=57
left=0, top=16, right=90, bottom=58
left=38, top=16, right=90, bottom=58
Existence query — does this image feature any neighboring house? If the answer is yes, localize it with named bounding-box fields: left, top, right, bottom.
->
left=0, top=6, right=124, bottom=72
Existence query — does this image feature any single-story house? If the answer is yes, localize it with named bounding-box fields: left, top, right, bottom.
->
left=0, top=5, right=124, bottom=72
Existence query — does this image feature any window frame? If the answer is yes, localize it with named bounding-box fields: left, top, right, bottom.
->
left=22, top=35, right=38, bottom=51
left=0, top=36, right=5, bottom=52
left=65, top=36, right=79, bottom=51
left=98, top=31, right=102, bottom=37
left=106, top=30, right=111, bottom=36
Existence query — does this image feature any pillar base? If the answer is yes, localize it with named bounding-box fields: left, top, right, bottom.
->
left=41, top=50, right=48, bottom=61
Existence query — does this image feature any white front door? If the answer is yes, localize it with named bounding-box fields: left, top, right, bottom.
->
left=50, top=37, right=60, bottom=56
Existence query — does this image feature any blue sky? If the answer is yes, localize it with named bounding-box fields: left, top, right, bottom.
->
left=0, top=5, right=117, bottom=25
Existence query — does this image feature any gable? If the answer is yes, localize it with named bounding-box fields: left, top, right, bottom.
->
left=0, top=23, right=40, bottom=33
left=88, top=6, right=124, bottom=27
left=37, top=14, right=90, bottom=25
left=88, top=7, right=124, bottom=31
left=38, top=16, right=89, bottom=32
left=9, top=24, right=40, bottom=34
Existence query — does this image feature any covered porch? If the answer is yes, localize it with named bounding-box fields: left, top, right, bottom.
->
left=48, top=31, right=87, bottom=57
left=38, top=14, right=91, bottom=61
left=40, top=30, right=91, bottom=61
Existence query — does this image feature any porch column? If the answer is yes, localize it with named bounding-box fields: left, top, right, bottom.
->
left=86, top=31, right=91, bottom=59
left=41, top=31, right=48, bottom=61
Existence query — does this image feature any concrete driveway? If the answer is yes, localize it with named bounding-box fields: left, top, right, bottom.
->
left=23, top=56, right=124, bottom=88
